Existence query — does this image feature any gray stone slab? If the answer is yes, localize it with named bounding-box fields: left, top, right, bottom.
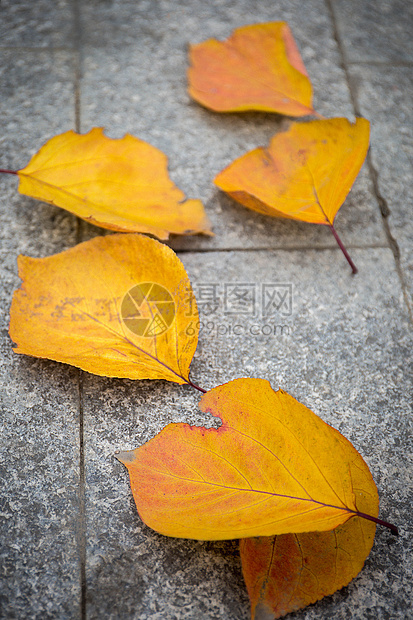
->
left=0, top=49, right=79, bottom=255
left=0, top=50, right=81, bottom=618
left=0, top=50, right=77, bottom=170
left=333, top=0, right=413, bottom=63
left=83, top=248, right=411, bottom=619
left=0, top=321, right=81, bottom=620
left=83, top=378, right=248, bottom=619
left=348, top=63, right=413, bottom=310
left=1, top=1, right=411, bottom=618
left=78, top=0, right=385, bottom=251
left=0, top=0, right=75, bottom=49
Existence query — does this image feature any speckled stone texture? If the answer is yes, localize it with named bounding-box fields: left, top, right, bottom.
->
left=0, top=42, right=81, bottom=619
left=345, top=63, right=413, bottom=309
left=1, top=1, right=412, bottom=619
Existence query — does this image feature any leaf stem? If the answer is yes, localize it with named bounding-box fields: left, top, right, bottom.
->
left=328, top=223, right=358, bottom=274
left=312, top=111, right=326, bottom=120
left=186, top=378, right=207, bottom=394
left=353, top=510, right=399, bottom=535
left=60, top=300, right=207, bottom=393
left=306, top=166, right=358, bottom=274
left=0, top=168, right=18, bottom=175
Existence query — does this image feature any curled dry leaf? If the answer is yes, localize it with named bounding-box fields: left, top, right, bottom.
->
left=215, top=117, right=370, bottom=273
left=188, top=22, right=315, bottom=116
left=9, top=234, right=199, bottom=384
left=16, top=128, right=212, bottom=239
left=117, top=378, right=379, bottom=540
left=240, top=446, right=378, bottom=619
left=214, top=117, right=370, bottom=226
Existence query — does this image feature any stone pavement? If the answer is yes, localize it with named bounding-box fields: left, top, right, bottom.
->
left=0, top=1, right=412, bottom=618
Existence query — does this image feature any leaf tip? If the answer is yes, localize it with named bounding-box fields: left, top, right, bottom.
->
left=254, top=602, right=276, bottom=620
left=115, top=449, right=136, bottom=466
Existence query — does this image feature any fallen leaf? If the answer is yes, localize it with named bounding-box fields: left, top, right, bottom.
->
left=240, top=444, right=378, bottom=619
left=188, top=22, right=315, bottom=116
left=215, top=117, right=370, bottom=273
left=9, top=234, right=199, bottom=384
left=214, top=117, right=370, bottom=225
left=16, top=128, right=212, bottom=239
left=117, top=378, right=379, bottom=540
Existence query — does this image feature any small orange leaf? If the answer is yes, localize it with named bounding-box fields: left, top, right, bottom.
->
left=9, top=234, right=199, bottom=384
left=117, top=378, right=379, bottom=540
left=214, top=117, right=370, bottom=225
left=240, top=446, right=378, bottom=619
left=17, top=128, right=212, bottom=239
left=188, top=22, right=315, bottom=116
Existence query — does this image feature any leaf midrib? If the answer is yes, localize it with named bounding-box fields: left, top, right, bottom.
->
left=140, top=462, right=356, bottom=519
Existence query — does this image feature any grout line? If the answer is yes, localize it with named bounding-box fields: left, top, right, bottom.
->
left=347, top=60, right=413, bottom=67
left=73, top=0, right=82, bottom=135
left=73, top=1, right=87, bottom=617
left=73, top=0, right=86, bottom=249
left=0, top=46, right=75, bottom=52
left=77, top=370, right=87, bottom=620
left=366, top=158, right=412, bottom=319
left=325, top=0, right=356, bottom=111
left=173, top=243, right=389, bottom=254
left=325, top=0, right=412, bottom=321
left=73, top=0, right=83, bottom=248
left=0, top=46, right=410, bottom=68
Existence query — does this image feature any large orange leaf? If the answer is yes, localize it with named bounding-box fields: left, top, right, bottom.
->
left=16, top=128, right=212, bottom=239
left=214, top=117, right=370, bottom=226
left=9, top=234, right=199, bottom=384
left=117, top=378, right=380, bottom=540
left=240, top=446, right=378, bottom=619
left=188, top=22, right=315, bottom=116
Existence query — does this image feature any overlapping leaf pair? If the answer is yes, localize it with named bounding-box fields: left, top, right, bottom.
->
left=4, top=20, right=394, bottom=620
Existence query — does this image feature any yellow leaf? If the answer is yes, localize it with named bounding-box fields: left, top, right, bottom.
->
left=214, top=117, right=370, bottom=225
left=188, top=22, right=315, bottom=116
left=9, top=234, right=199, bottom=384
left=240, top=448, right=378, bottom=618
left=117, top=378, right=379, bottom=540
left=17, top=128, right=212, bottom=239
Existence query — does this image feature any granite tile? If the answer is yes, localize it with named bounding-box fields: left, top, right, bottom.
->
left=0, top=50, right=79, bottom=256
left=83, top=248, right=411, bottom=619
left=332, top=0, right=413, bottom=63
left=0, top=0, right=75, bottom=49
left=0, top=50, right=77, bottom=168
left=0, top=325, right=81, bottom=620
left=78, top=0, right=385, bottom=251
left=1, top=2, right=411, bottom=618
left=348, top=63, right=413, bottom=309
left=0, top=48, right=81, bottom=618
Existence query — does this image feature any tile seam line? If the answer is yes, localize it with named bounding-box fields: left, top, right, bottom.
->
left=73, top=0, right=82, bottom=140
left=174, top=243, right=388, bottom=254
left=77, top=370, right=87, bottom=620
left=325, top=0, right=412, bottom=321
left=73, top=0, right=86, bottom=618
left=0, top=52, right=409, bottom=66
left=347, top=60, right=413, bottom=67
left=0, top=46, right=75, bottom=52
